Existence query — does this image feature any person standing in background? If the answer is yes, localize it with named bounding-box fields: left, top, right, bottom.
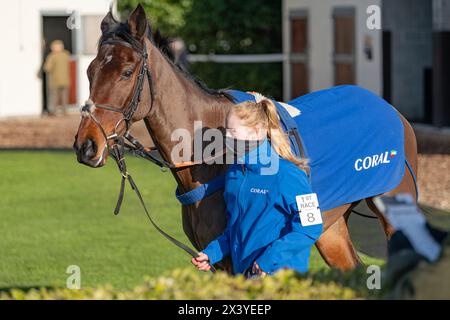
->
left=169, top=38, right=189, bottom=72
left=43, top=40, right=70, bottom=116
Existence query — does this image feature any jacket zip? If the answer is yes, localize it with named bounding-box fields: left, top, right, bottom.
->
left=235, top=163, right=247, bottom=270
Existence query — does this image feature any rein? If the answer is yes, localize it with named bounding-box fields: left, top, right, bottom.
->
left=81, top=34, right=217, bottom=273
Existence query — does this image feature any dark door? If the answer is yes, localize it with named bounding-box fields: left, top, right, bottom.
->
left=382, top=31, right=392, bottom=103
left=41, top=15, right=76, bottom=113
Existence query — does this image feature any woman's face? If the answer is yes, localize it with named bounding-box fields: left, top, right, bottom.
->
left=226, top=113, right=267, bottom=141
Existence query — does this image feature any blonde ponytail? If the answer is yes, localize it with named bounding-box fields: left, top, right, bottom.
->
left=228, top=99, right=309, bottom=172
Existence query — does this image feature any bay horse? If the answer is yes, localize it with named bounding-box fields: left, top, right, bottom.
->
left=73, top=5, right=419, bottom=273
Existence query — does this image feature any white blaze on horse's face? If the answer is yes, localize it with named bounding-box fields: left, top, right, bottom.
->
left=100, top=55, right=113, bottom=69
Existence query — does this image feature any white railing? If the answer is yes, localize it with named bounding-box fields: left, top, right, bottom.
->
left=187, top=53, right=285, bottom=63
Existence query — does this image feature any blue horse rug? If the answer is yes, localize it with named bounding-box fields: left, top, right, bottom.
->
left=226, top=85, right=407, bottom=211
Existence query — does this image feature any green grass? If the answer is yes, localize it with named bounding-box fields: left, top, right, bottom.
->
left=0, top=151, right=188, bottom=290
left=0, top=151, right=382, bottom=291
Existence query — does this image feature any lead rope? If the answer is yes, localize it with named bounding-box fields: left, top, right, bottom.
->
left=109, top=137, right=217, bottom=273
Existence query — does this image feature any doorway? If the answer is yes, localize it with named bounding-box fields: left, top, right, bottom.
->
left=41, top=15, right=77, bottom=113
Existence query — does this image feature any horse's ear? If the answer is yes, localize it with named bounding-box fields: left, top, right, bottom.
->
left=127, top=4, right=148, bottom=40
left=101, top=11, right=117, bottom=34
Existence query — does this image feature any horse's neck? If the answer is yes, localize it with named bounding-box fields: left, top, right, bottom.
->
left=144, top=41, right=233, bottom=192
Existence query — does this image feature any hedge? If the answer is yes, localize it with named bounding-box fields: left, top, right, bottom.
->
left=1, top=267, right=383, bottom=300
left=188, top=62, right=283, bottom=101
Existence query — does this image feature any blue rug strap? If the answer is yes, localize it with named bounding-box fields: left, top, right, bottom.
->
left=405, top=159, right=419, bottom=202
left=272, top=101, right=302, bottom=158
left=175, top=174, right=226, bottom=205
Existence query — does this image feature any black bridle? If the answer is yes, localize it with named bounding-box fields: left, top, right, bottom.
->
left=80, top=33, right=216, bottom=273
left=81, top=32, right=171, bottom=167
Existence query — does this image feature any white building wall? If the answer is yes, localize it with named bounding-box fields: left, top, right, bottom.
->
left=283, top=0, right=382, bottom=101
left=0, top=0, right=112, bottom=118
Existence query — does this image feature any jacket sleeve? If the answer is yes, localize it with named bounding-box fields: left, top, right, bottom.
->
left=202, top=211, right=232, bottom=265
left=256, top=167, right=323, bottom=274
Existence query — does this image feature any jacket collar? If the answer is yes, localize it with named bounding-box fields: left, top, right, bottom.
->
left=236, top=137, right=279, bottom=172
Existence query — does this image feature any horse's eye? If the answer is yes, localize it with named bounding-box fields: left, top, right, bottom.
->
left=122, top=70, right=133, bottom=78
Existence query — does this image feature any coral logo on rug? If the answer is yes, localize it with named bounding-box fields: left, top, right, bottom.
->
left=354, top=150, right=396, bottom=171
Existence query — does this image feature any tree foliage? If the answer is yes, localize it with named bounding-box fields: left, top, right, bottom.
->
left=118, top=0, right=192, bottom=36
left=118, top=0, right=283, bottom=100
left=181, top=0, right=281, bottom=54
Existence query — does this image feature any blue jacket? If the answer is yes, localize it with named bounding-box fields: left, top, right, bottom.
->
left=202, top=137, right=323, bottom=275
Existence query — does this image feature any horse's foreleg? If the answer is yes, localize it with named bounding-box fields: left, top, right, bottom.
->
left=316, top=205, right=362, bottom=270
left=181, top=205, right=198, bottom=249
left=184, top=192, right=233, bottom=273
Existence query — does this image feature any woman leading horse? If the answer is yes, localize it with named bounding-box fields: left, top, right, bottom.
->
left=73, top=5, right=419, bottom=273
left=192, top=100, right=323, bottom=278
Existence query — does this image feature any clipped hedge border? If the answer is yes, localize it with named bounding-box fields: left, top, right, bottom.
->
left=1, top=267, right=383, bottom=300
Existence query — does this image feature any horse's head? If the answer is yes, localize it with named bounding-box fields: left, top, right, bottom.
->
left=73, top=5, right=153, bottom=167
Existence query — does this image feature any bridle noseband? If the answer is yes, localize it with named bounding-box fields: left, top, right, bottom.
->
left=80, top=33, right=216, bottom=273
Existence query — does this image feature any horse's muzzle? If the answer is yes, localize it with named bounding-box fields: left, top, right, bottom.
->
left=73, top=137, right=105, bottom=168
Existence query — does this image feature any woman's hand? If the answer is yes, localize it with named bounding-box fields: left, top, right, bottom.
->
left=191, top=252, right=212, bottom=272
left=252, top=261, right=267, bottom=277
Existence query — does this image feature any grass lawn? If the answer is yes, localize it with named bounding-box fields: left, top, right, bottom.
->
left=0, top=151, right=383, bottom=291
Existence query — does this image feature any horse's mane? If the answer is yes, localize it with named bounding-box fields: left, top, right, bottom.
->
left=98, top=21, right=234, bottom=102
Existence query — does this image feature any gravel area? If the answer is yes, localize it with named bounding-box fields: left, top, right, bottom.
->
left=0, top=114, right=152, bottom=149
left=1, top=114, right=449, bottom=211
left=417, top=154, right=450, bottom=211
